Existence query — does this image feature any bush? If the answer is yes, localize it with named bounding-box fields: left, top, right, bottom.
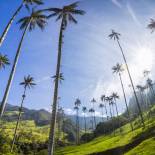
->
left=80, top=133, right=94, bottom=142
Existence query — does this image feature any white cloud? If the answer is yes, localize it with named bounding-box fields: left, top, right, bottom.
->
left=111, top=0, right=122, bottom=8
left=126, top=3, right=141, bottom=26
left=64, top=108, right=76, bottom=115
left=36, top=76, right=51, bottom=83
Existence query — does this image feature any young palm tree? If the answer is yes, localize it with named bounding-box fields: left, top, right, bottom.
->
left=112, top=63, right=133, bottom=131
left=82, top=106, right=87, bottom=134
left=89, top=108, right=95, bottom=130
left=46, top=3, right=85, bottom=154
left=91, top=98, right=97, bottom=128
left=11, top=75, right=36, bottom=152
left=0, top=0, right=43, bottom=47
left=0, top=53, right=10, bottom=69
left=74, top=98, right=81, bottom=145
left=101, top=95, right=108, bottom=121
left=109, top=30, right=145, bottom=127
left=0, top=9, right=47, bottom=118
left=99, top=103, right=104, bottom=122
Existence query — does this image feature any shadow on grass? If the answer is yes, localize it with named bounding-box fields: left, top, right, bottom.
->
left=91, top=126, right=155, bottom=155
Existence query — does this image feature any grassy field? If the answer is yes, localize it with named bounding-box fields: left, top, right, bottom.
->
left=54, top=109, right=155, bottom=155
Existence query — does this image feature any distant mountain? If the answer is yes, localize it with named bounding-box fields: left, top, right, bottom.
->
left=2, top=104, right=106, bottom=128
left=3, top=104, right=51, bottom=126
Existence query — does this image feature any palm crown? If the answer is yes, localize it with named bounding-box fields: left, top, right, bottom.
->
left=82, top=106, right=87, bottom=112
left=0, top=53, right=10, bottom=69
left=148, top=19, right=155, bottom=33
left=109, top=30, right=121, bottom=40
left=99, top=103, right=104, bottom=108
left=111, top=92, right=119, bottom=100
left=91, top=98, right=96, bottom=103
left=20, top=75, right=36, bottom=88
left=17, top=9, right=47, bottom=31
left=23, top=0, right=43, bottom=10
left=112, top=63, right=124, bottom=74
left=46, top=2, right=85, bottom=29
left=100, top=95, right=105, bottom=102
left=75, top=98, right=81, bottom=106
left=89, top=108, right=94, bottom=113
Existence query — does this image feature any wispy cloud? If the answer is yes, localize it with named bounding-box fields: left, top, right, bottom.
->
left=126, top=3, right=141, bottom=26
left=36, top=76, right=51, bottom=84
left=111, top=0, right=122, bottom=8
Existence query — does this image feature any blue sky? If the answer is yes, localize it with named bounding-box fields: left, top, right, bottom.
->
left=1, top=0, right=155, bottom=116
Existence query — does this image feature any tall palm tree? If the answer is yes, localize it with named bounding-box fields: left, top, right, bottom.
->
left=91, top=98, right=97, bottom=128
left=109, top=30, right=145, bottom=127
left=147, top=78, right=155, bottom=97
left=0, top=0, right=43, bottom=47
left=99, top=104, right=104, bottom=122
left=0, top=53, right=10, bottom=69
left=105, top=97, right=113, bottom=120
left=11, top=75, right=36, bottom=152
left=0, top=9, right=47, bottom=118
left=74, top=98, right=81, bottom=145
left=46, top=3, right=85, bottom=154
left=89, top=108, right=95, bottom=130
left=112, top=63, right=133, bottom=131
left=101, top=95, right=108, bottom=121
left=82, top=106, right=87, bottom=134
left=111, top=92, right=119, bottom=118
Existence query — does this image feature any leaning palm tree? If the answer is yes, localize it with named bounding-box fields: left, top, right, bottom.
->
left=101, top=95, right=108, bottom=121
left=0, top=53, right=10, bottom=69
left=11, top=75, right=36, bottom=152
left=46, top=3, right=85, bottom=154
left=0, top=0, right=43, bottom=47
left=109, top=30, right=145, bottom=127
left=0, top=9, right=47, bottom=118
left=112, top=63, right=133, bottom=131
left=82, top=106, right=87, bottom=134
left=91, top=98, right=97, bottom=128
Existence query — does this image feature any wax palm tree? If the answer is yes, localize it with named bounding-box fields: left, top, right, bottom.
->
left=136, top=85, right=146, bottom=108
left=46, top=3, right=85, bottom=154
left=99, top=104, right=104, bottom=122
left=147, top=78, right=155, bottom=97
left=105, top=97, right=113, bottom=119
left=112, top=63, right=133, bottom=131
left=0, top=9, right=47, bottom=118
left=111, top=92, right=119, bottom=118
left=0, top=0, right=43, bottom=47
left=74, top=98, right=81, bottom=145
left=91, top=98, right=97, bottom=128
left=148, top=19, right=155, bottom=33
left=101, top=95, right=108, bottom=121
left=11, top=75, right=36, bottom=152
left=82, top=106, right=87, bottom=133
left=0, top=54, right=10, bottom=69
left=89, top=108, right=95, bottom=130
left=109, top=30, right=145, bottom=127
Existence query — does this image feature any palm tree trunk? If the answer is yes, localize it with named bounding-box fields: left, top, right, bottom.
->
left=0, top=22, right=29, bottom=118
left=84, top=113, right=86, bottom=134
left=117, top=39, right=145, bottom=127
left=77, top=109, right=80, bottom=145
left=93, top=111, right=96, bottom=129
left=101, top=107, right=104, bottom=122
left=104, top=105, right=108, bottom=121
left=0, top=4, right=23, bottom=47
left=109, top=104, right=113, bottom=119
left=119, top=72, right=134, bottom=131
left=48, top=19, right=64, bottom=155
left=11, top=87, right=26, bottom=152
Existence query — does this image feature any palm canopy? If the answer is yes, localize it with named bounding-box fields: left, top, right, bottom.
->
left=82, top=106, right=87, bottom=112
left=112, top=63, right=124, bottom=74
left=147, top=78, right=154, bottom=87
left=91, top=98, right=96, bottom=103
left=148, top=19, right=155, bottom=33
left=99, top=103, right=104, bottom=108
left=75, top=98, right=81, bottom=106
left=111, top=92, right=119, bottom=100
left=100, top=95, right=105, bottom=102
left=0, top=53, right=10, bottom=69
left=89, top=108, right=94, bottom=113
left=20, top=75, right=36, bottom=89
left=52, top=73, right=64, bottom=83
left=17, top=9, right=47, bottom=31
left=109, top=30, right=121, bottom=40
left=23, top=0, right=43, bottom=10
left=74, top=106, right=79, bottom=110
left=46, top=2, right=85, bottom=29
left=143, top=70, right=150, bottom=77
